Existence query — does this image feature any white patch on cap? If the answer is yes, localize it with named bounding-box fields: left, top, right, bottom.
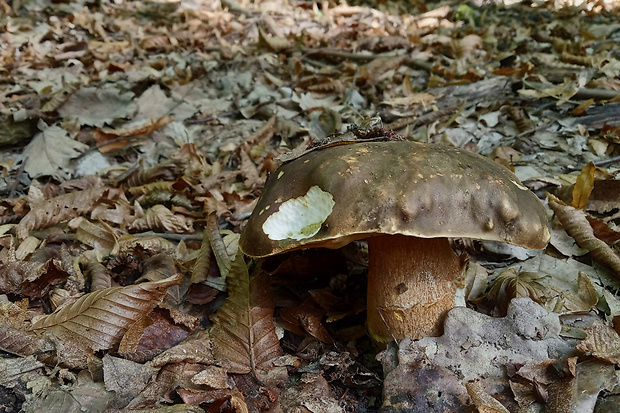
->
left=262, top=186, right=335, bottom=241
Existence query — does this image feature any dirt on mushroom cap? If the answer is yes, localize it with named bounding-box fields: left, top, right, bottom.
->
left=240, top=141, right=550, bottom=258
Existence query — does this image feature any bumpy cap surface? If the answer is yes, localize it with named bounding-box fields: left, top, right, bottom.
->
left=240, top=141, right=550, bottom=258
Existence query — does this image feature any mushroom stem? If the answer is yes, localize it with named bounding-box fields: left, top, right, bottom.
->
left=366, top=235, right=467, bottom=344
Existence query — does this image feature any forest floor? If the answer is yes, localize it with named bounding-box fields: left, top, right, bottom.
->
left=1, top=0, right=620, bottom=412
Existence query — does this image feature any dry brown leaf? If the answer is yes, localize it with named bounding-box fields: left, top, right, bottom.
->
left=151, top=330, right=215, bottom=368
left=548, top=194, right=620, bottom=278
left=206, top=212, right=232, bottom=281
left=116, top=235, right=178, bottom=257
left=30, top=274, right=183, bottom=353
left=191, top=365, right=231, bottom=389
left=210, top=254, right=282, bottom=375
left=572, top=98, right=595, bottom=116
left=93, top=116, right=173, bottom=153
left=280, top=298, right=335, bottom=344
left=82, top=260, right=112, bottom=292
left=586, top=215, right=620, bottom=244
left=465, top=381, right=511, bottom=413
left=571, top=162, right=595, bottom=209
left=117, top=315, right=154, bottom=354
left=17, top=187, right=119, bottom=239
left=576, top=320, right=620, bottom=365
left=0, top=324, right=54, bottom=358
left=190, top=229, right=225, bottom=292
left=76, top=219, right=116, bottom=251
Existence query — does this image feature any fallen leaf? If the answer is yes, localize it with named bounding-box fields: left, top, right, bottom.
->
left=30, top=274, right=183, bottom=355
left=576, top=321, right=620, bottom=365
left=15, top=123, right=89, bottom=180
left=571, top=162, right=595, bottom=209
left=210, top=254, right=282, bottom=375
left=548, top=194, right=620, bottom=278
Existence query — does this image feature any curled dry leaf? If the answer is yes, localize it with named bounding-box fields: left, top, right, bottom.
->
left=82, top=260, right=112, bottom=292
left=30, top=274, right=183, bottom=353
left=17, top=186, right=118, bottom=239
left=257, top=27, right=292, bottom=52
left=548, top=194, right=620, bottom=278
left=210, top=254, right=282, bottom=375
left=576, top=320, right=620, bottom=365
left=129, top=204, right=194, bottom=233
left=117, top=235, right=178, bottom=257
left=205, top=212, right=232, bottom=281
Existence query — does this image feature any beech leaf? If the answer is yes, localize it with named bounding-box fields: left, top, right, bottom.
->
left=576, top=321, right=620, bottom=365
left=30, top=274, right=183, bottom=353
left=15, top=123, right=89, bottom=180
left=17, top=186, right=118, bottom=239
left=210, top=253, right=282, bottom=375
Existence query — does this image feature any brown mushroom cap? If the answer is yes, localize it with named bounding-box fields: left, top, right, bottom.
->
left=240, top=141, right=550, bottom=258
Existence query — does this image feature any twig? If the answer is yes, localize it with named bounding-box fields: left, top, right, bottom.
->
left=594, top=155, right=620, bottom=167
left=133, top=231, right=204, bottom=242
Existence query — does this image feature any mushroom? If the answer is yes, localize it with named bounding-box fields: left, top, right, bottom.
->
left=239, top=141, right=550, bottom=344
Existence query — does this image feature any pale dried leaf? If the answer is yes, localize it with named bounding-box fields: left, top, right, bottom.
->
left=210, top=254, right=282, bottom=374
left=577, top=272, right=599, bottom=310
left=58, top=86, right=137, bottom=127
left=548, top=194, right=620, bottom=278
left=15, top=123, right=89, bottom=180
left=258, top=27, right=292, bottom=52
left=102, top=354, right=158, bottom=409
left=15, top=236, right=40, bottom=259
left=30, top=274, right=183, bottom=353
left=0, top=355, right=45, bottom=388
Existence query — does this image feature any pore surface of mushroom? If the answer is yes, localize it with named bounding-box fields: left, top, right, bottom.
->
left=239, top=141, right=550, bottom=344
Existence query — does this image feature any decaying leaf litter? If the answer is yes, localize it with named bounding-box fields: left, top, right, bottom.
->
left=1, top=0, right=620, bottom=411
